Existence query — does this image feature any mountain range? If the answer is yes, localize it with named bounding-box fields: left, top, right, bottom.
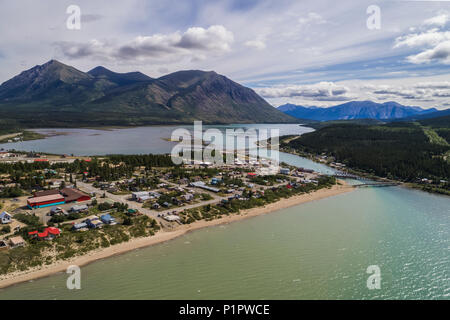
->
left=0, top=60, right=294, bottom=128
left=278, top=101, right=439, bottom=121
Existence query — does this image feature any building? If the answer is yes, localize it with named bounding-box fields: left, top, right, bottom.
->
left=163, top=215, right=181, bottom=222
left=0, top=211, right=12, bottom=224
left=0, top=240, right=9, bottom=251
left=100, top=214, right=116, bottom=225
left=85, top=216, right=103, bottom=229
left=280, top=168, right=290, bottom=175
left=132, top=191, right=149, bottom=200
left=27, top=194, right=66, bottom=209
left=9, top=236, right=25, bottom=248
left=49, top=207, right=68, bottom=216
left=137, top=195, right=151, bottom=203
left=152, top=203, right=161, bottom=209
left=61, top=187, right=91, bottom=203
left=72, top=222, right=88, bottom=231
left=70, top=204, right=89, bottom=213
left=28, top=227, right=61, bottom=240
left=28, top=187, right=91, bottom=209
left=189, top=181, right=220, bottom=193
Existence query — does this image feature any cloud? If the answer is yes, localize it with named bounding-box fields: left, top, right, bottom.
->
left=298, top=12, right=326, bottom=26
left=369, top=82, right=450, bottom=101
left=55, top=25, right=234, bottom=62
left=394, top=30, right=450, bottom=48
left=394, top=12, right=450, bottom=65
left=82, top=14, right=103, bottom=23
left=424, top=13, right=449, bottom=27
left=407, top=40, right=450, bottom=64
left=244, top=39, right=266, bottom=50
left=256, top=82, right=354, bottom=101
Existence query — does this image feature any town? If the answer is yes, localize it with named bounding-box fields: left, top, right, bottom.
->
left=0, top=151, right=336, bottom=274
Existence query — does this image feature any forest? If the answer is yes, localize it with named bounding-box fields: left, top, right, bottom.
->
left=283, top=122, right=450, bottom=184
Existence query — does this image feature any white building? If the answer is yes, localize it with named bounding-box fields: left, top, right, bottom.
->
left=0, top=211, right=12, bottom=224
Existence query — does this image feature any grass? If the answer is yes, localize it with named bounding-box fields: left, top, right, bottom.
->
left=422, top=127, right=449, bottom=146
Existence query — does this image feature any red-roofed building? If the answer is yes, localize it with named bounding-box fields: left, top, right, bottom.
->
left=29, top=227, right=61, bottom=240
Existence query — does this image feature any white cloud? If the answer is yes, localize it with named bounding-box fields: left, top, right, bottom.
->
left=256, top=82, right=355, bottom=101
left=424, top=13, right=449, bottom=27
left=395, top=12, right=450, bottom=65
left=394, top=30, right=450, bottom=48
left=259, top=79, right=450, bottom=108
left=407, top=40, right=450, bottom=64
left=55, top=25, right=234, bottom=62
left=244, top=39, right=266, bottom=50
left=298, top=12, right=326, bottom=26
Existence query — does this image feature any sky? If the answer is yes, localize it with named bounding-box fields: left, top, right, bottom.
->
left=1, top=0, right=450, bottom=109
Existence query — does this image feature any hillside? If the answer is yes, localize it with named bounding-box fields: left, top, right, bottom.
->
left=0, top=60, right=295, bottom=128
left=281, top=119, right=449, bottom=194
left=278, top=101, right=437, bottom=121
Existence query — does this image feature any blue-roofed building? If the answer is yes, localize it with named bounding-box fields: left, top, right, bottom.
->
left=100, top=214, right=117, bottom=225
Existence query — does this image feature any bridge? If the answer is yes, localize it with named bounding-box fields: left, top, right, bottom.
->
left=333, top=171, right=366, bottom=180
left=354, top=182, right=400, bottom=188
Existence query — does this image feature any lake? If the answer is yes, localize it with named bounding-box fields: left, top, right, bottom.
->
left=0, top=124, right=448, bottom=299
left=0, top=124, right=313, bottom=156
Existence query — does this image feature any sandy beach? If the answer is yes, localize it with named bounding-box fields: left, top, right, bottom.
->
left=0, top=181, right=354, bottom=289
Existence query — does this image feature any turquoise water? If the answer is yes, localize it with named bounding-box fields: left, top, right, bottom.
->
left=0, top=124, right=448, bottom=299
left=0, top=185, right=448, bottom=299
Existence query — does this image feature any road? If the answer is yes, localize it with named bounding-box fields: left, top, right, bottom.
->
left=77, top=178, right=293, bottom=223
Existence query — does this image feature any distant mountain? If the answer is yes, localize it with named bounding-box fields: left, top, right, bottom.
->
left=278, top=101, right=438, bottom=121
left=0, top=60, right=294, bottom=127
left=396, top=108, right=450, bottom=122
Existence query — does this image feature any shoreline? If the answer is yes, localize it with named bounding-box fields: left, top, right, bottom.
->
left=0, top=181, right=354, bottom=290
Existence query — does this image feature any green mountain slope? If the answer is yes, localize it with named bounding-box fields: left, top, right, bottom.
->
left=0, top=60, right=295, bottom=127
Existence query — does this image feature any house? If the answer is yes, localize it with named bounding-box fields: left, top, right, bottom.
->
left=49, top=207, right=68, bottom=216
left=100, top=214, right=117, bottom=225
left=9, top=236, right=25, bottom=248
left=137, top=195, right=151, bottom=203
left=0, top=240, right=9, bottom=251
left=72, top=222, right=88, bottom=231
left=132, top=191, right=149, bottom=201
left=183, top=193, right=194, bottom=202
left=70, top=204, right=89, bottom=213
left=127, top=209, right=141, bottom=216
left=0, top=211, right=12, bottom=224
left=84, top=216, right=103, bottom=229
left=152, top=203, right=161, bottom=209
left=28, top=227, right=61, bottom=240
left=211, top=178, right=220, bottom=185
left=149, top=191, right=161, bottom=198
left=163, top=215, right=181, bottom=222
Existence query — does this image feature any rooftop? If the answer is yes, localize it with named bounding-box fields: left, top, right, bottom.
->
left=28, top=194, right=65, bottom=205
